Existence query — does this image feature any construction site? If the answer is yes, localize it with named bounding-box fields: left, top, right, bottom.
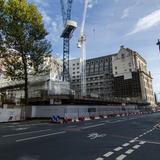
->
left=0, top=0, right=157, bottom=122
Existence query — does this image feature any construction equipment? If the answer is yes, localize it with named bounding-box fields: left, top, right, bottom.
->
left=156, top=39, right=160, bottom=53
left=60, top=0, right=77, bottom=82
left=77, top=0, right=89, bottom=97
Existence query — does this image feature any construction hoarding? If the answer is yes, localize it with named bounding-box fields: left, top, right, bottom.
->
left=0, top=108, right=21, bottom=122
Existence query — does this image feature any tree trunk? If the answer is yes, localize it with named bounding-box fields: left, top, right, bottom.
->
left=22, top=54, right=28, bottom=119
left=24, top=62, right=28, bottom=106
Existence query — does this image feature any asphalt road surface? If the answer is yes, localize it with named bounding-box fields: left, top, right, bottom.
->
left=0, top=113, right=160, bottom=160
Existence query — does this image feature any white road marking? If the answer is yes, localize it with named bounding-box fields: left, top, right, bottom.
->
left=67, top=125, right=77, bottom=128
left=82, top=123, right=105, bottom=129
left=139, top=135, right=143, bottom=137
left=116, top=154, right=126, bottom=160
left=114, top=147, right=123, bottom=151
left=11, top=122, right=20, bottom=125
left=88, top=133, right=106, bottom=139
left=14, top=127, right=29, bottom=131
left=7, top=126, right=15, bottom=128
left=122, top=143, right=129, bottom=147
left=103, top=151, right=114, bottom=157
left=1, top=123, right=48, bottom=129
left=16, top=123, right=49, bottom=127
left=104, top=117, right=138, bottom=124
left=139, top=141, right=146, bottom=145
left=133, top=145, right=140, bottom=149
left=106, top=119, right=127, bottom=123
left=16, top=131, right=66, bottom=142
left=96, top=158, right=104, bottom=160
left=129, top=139, right=135, bottom=143
left=134, top=137, right=138, bottom=140
left=125, top=149, right=134, bottom=154
left=3, top=129, right=52, bottom=137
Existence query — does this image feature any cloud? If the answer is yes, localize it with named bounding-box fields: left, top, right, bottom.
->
left=127, top=9, right=160, bottom=35
left=30, top=0, right=49, bottom=7
left=40, top=10, right=51, bottom=24
left=88, top=0, right=98, bottom=9
left=121, top=7, right=130, bottom=19
left=39, top=9, right=63, bottom=47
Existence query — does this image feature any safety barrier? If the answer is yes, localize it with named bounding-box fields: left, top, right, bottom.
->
left=56, top=111, right=153, bottom=123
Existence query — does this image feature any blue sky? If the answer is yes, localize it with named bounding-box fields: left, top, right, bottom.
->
left=29, top=0, right=160, bottom=97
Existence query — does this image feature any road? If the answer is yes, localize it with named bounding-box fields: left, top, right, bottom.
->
left=0, top=112, right=160, bottom=160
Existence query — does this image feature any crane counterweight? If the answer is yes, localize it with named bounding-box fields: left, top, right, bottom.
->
left=61, top=20, right=77, bottom=38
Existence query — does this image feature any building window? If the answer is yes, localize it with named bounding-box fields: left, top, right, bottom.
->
left=115, top=66, right=117, bottom=69
left=90, top=69, right=94, bottom=73
left=73, top=64, right=75, bottom=66
left=77, top=63, right=79, bottom=65
left=115, top=72, right=117, bottom=75
left=73, top=72, right=75, bottom=74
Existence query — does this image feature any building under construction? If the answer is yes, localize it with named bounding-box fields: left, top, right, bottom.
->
left=0, top=56, right=72, bottom=107
left=0, top=47, right=156, bottom=108
left=70, top=46, right=156, bottom=107
left=69, top=55, right=114, bottom=99
left=0, top=49, right=156, bottom=122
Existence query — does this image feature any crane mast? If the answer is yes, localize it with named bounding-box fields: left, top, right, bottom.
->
left=60, top=0, right=77, bottom=82
left=78, top=0, right=88, bottom=97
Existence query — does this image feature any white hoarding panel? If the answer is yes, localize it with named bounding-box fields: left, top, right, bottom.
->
left=0, top=109, right=21, bottom=122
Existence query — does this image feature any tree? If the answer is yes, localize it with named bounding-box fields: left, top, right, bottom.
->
left=0, top=0, right=52, bottom=106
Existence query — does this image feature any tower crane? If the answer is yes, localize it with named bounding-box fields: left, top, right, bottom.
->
left=77, top=0, right=89, bottom=97
left=60, top=0, right=77, bottom=82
